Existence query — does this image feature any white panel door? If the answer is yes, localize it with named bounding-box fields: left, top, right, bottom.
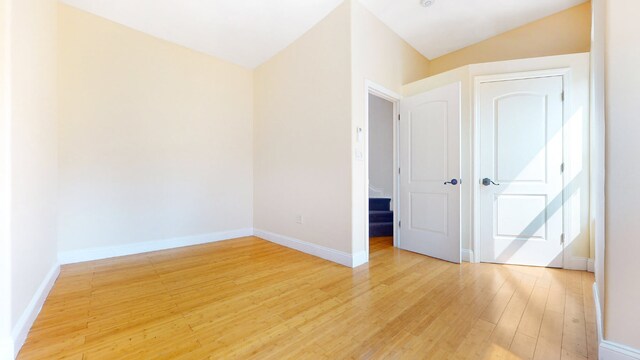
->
left=399, top=82, right=461, bottom=263
left=479, top=76, right=564, bottom=267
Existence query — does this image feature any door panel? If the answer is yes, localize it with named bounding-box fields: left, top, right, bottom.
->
left=479, top=76, right=564, bottom=267
left=399, top=82, right=461, bottom=263
left=495, top=94, right=547, bottom=182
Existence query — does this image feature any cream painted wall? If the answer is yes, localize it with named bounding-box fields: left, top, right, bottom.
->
left=8, top=0, right=59, bottom=347
left=58, top=5, right=253, bottom=252
left=368, top=94, right=394, bottom=198
left=428, top=2, right=592, bottom=76
left=590, top=0, right=605, bottom=317
left=0, top=0, right=11, bottom=354
left=351, top=0, right=430, bottom=256
left=602, top=0, right=640, bottom=349
left=253, top=2, right=353, bottom=253
left=404, top=54, right=591, bottom=264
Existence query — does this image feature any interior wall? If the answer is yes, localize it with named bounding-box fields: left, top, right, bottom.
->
left=253, top=2, right=353, bottom=254
left=0, top=0, right=10, bottom=354
left=368, top=94, right=394, bottom=199
left=428, top=2, right=592, bottom=76
left=602, top=0, right=640, bottom=349
left=58, top=4, right=254, bottom=253
left=403, top=54, right=591, bottom=262
left=351, top=0, right=430, bottom=256
left=9, top=0, right=59, bottom=344
left=590, top=0, right=605, bottom=316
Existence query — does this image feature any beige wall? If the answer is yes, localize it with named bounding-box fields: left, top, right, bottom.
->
left=58, top=5, right=253, bottom=252
left=428, top=2, right=592, bottom=76
left=351, top=0, right=430, bottom=255
left=602, top=0, right=640, bottom=349
left=590, top=0, right=605, bottom=317
left=253, top=2, right=353, bottom=254
left=9, top=0, right=59, bottom=345
left=0, top=0, right=10, bottom=353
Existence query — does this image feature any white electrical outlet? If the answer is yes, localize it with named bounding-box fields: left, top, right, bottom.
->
left=295, top=215, right=304, bottom=224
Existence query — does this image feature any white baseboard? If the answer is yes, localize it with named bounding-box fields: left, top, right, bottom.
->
left=58, top=228, right=254, bottom=264
left=11, top=263, right=60, bottom=359
left=593, top=283, right=640, bottom=360
left=0, top=336, right=13, bottom=360
left=352, top=251, right=368, bottom=268
left=565, top=256, right=589, bottom=271
left=601, top=342, right=640, bottom=360
left=461, top=249, right=474, bottom=262
left=587, top=258, right=595, bottom=273
left=253, top=229, right=359, bottom=268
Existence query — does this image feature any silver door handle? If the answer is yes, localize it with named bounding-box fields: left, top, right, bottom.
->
left=482, top=178, right=500, bottom=186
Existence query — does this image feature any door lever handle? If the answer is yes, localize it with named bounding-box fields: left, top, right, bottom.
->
left=444, top=179, right=458, bottom=185
left=482, top=178, right=500, bottom=186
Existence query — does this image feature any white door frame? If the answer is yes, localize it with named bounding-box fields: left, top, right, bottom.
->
left=364, top=80, right=402, bottom=258
left=472, top=68, right=572, bottom=267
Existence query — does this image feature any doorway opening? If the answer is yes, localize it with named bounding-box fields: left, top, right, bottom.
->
left=368, top=93, right=395, bottom=252
left=364, top=82, right=401, bottom=260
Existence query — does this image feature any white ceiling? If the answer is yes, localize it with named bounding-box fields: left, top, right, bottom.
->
left=60, top=0, right=588, bottom=68
left=60, top=0, right=344, bottom=69
left=358, top=0, right=588, bottom=60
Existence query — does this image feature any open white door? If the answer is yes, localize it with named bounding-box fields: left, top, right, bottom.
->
left=478, top=76, right=564, bottom=267
left=399, top=82, right=461, bottom=263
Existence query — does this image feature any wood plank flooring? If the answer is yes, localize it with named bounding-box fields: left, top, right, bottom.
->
left=18, top=236, right=597, bottom=359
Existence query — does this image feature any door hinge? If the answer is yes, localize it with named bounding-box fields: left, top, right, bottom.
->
left=561, top=233, right=565, bottom=244
left=398, top=167, right=401, bottom=175
left=561, top=163, right=565, bottom=173
left=561, top=91, right=565, bottom=101
left=399, top=220, right=402, bottom=228
left=398, top=114, right=401, bottom=121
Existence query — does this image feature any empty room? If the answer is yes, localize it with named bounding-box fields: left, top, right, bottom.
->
left=1, top=0, right=638, bottom=359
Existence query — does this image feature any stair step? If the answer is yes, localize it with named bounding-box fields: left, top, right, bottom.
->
left=369, top=198, right=391, bottom=211
left=370, top=210, right=393, bottom=223
left=369, top=222, right=394, bottom=237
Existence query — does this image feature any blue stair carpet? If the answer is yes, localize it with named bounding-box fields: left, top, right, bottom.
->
left=369, top=198, right=393, bottom=237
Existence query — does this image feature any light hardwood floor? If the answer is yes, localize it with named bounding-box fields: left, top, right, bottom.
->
left=19, top=236, right=597, bottom=359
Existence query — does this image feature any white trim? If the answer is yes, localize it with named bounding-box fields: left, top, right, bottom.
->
left=10, top=263, right=59, bottom=359
left=366, top=80, right=402, bottom=101
left=364, top=80, right=402, bottom=257
left=461, top=249, right=474, bottom=262
left=587, top=258, right=595, bottom=273
left=601, top=342, right=640, bottom=360
left=352, top=251, right=368, bottom=268
left=58, top=228, right=253, bottom=264
left=593, top=284, right=640, bottom=360
left=594, top=283, right=604, bottom=344
left=254, top=229, right=359, bottom=268
left=0, top=337, right=12, bottom=360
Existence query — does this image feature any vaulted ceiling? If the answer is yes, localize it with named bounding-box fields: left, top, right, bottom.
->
left=60, top=0, right=344, bottom=68
left=359, top=0, right=588, bottom=59
left=60, top=0, right=589, bottom=68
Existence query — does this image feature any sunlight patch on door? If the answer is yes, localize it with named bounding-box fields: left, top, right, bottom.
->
left=495, top=194, right=546, bottom=240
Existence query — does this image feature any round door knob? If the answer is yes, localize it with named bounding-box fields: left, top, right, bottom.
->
left=444, top=179, right=458, bottom=185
